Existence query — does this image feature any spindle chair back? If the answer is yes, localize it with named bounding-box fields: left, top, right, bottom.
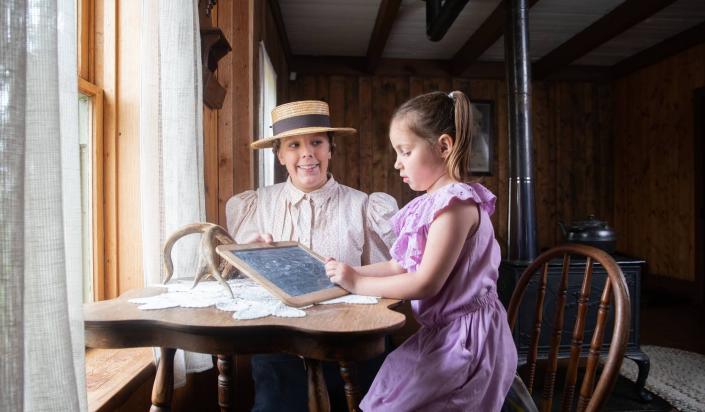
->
left=506, top=244, right=630, bottom=412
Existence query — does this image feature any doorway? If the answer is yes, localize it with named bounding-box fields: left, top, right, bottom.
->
left=694, top=87, right=704, bottom=304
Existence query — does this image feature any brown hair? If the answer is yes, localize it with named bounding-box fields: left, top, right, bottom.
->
left=392, top=90, right=473, bottom=181
left=272, top=132, right=336, bottom=156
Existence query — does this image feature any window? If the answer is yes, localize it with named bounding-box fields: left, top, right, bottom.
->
left=78, top=92, right=92, bottom=301
left=258, top=42, right=277, bottom=188
left=77, top=0, right=105, bottom=302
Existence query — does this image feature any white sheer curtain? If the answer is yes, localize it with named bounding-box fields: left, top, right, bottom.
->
left=139, top=0, right=212, bottom=388
left=1, top=0, right=87, bottom=411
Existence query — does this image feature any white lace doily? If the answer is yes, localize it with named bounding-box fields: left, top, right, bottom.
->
left=128, top=278, right=378, bottom=320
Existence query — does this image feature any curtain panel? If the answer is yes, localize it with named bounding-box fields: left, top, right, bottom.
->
left=1, top=0, right=87, bottom=410
left=139, top=0, right=211, bottom=387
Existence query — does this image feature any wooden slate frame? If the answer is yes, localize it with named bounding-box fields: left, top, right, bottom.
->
left=216, top=241, right=348, bottom=307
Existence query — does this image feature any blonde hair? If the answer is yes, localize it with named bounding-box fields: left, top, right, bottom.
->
left=392, top=91, right=474, bottom=181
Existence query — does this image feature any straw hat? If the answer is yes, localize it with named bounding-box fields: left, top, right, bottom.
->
left=250, top=100, right=357, bottom=149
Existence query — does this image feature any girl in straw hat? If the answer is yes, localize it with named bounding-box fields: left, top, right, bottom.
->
left=226, top=100, right=398, bottom=411
left=325, top=91, right=517, bottom=411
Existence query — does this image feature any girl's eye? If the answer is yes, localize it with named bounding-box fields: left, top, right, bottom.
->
left=402, top=151, right=411, bottom=157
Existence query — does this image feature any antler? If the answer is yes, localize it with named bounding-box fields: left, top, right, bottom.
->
left=162, top=222, right=236, bottom=298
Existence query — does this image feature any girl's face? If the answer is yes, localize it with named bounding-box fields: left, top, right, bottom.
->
left=277, top=132, right=332, bottom=192
left=389, top=117, right=449, bottom=193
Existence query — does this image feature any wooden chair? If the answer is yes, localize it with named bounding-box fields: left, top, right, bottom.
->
left=506, top=244, right=630, bottom=412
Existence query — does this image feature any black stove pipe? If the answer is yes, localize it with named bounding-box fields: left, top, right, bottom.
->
left=504, top=0, right=537, bottom=262
left=426, top=0, right=471, bottom=41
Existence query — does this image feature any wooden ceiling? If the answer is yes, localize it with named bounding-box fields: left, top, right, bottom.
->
left=272, top=0, right=705, bottom=79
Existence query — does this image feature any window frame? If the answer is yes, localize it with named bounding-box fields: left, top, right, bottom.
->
left=78, top=0, right=106, bottom=301
left=78, top=0, right=95, bottom=81
left=258, top=41, right=278, bottom=188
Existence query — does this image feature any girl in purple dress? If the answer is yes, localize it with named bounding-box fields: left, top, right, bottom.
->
left=325, top=90, right=517, bottom=411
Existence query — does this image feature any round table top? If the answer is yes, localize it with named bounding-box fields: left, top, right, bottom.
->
left=84, top=287, right=406, bottom=360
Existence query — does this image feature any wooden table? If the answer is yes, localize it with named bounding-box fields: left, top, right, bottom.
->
left=83, top=287, right=405, bottom=412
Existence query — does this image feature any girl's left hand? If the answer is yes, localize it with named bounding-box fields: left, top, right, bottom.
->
left=324, top=258, right=357, bottom=291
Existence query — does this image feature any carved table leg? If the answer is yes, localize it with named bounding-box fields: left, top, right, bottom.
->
left=626, top=351, right=653, bottom=402
left=150, top=347, right=176, bottom=412
left=217, top=355, right=233, bottom=411
left=304, top=358, right=330, bottom=412
left=339, top=361, right=361, bottom=412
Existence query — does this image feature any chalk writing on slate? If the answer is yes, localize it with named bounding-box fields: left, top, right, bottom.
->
left=230, top=246, right=335, bottom=296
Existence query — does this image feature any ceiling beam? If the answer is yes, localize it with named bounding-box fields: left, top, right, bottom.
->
left=611, top=20, right=705, bottom=79
left=533, top=0, right=678, bottom=80
left=290, top=55, right=609, bottom=81
left=366, top=0, right=402, bottom=72
left=268, top=0, right=292, bottom=64
left=451, top=0, right=540, bottom=76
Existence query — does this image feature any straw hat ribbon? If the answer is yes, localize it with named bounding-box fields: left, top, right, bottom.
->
left=250, top=100, right=357, bottom=149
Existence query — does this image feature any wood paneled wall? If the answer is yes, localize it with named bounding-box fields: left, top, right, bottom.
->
left=204, top=0, right=289, bottom=226
left=614, top=43, right=705, bottom=284
left=289, top=74, right=614, bottom=254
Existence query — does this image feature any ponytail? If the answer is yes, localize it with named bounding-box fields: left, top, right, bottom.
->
left=446, top=91, right=473, bottom=181
left=392, top=90, right=475, bottom=181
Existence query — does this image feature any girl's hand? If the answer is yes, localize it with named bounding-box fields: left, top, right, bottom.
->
left=245, top=233, right=273, bottom=244
left=324, top=258, right=357, bottom=291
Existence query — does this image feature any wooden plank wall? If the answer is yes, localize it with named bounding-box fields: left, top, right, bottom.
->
left=289, top=75, right=614, bottom=254
left=614, top=43, right=705, bottom=284
left=204, top=1, right=289, bottom=226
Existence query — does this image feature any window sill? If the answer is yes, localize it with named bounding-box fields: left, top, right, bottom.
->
left=85, top=347, right=155, bottom=411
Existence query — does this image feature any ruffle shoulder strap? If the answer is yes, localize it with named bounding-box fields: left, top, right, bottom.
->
left=389, top=183, right=496, bottom=272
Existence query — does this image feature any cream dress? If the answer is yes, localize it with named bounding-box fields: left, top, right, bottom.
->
left=226, top=176, right=398, bottom=412
left=225, top=176, right=398, bottom=265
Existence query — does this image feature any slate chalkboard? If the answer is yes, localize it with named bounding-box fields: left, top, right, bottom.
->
left=216, top=241, right=348, bottom=307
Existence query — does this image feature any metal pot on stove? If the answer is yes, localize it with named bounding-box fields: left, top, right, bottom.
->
left=559, top=215, right=616, bottom=254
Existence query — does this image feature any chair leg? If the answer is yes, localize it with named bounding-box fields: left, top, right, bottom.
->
left=304, top=358, right=330, bottom=412
left=217, top=355, right=233, bottom=411
left=626, top=351, right=653, bottom=402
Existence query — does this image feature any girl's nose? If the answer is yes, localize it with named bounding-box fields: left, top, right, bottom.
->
left=394, top=157, right=402, bottom=170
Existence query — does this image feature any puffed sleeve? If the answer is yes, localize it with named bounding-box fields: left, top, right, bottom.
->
left=362, top=192, right=399, bottom=265
left=225, top=190, right=260, bottom=243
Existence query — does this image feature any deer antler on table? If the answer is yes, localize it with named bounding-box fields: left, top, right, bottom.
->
left=162, top=222, right=237, bottom=298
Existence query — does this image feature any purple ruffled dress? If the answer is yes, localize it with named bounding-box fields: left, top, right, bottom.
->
left=360, top=183, right=517, bottom=412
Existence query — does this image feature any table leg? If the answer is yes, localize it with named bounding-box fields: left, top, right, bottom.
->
left=304, top=358, right=330, bottom=412
left=217, top=355, right=233, bottom=411
left=150, top=347, right=176, bottom=412
left=338, top=361, right=361, bottom=412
